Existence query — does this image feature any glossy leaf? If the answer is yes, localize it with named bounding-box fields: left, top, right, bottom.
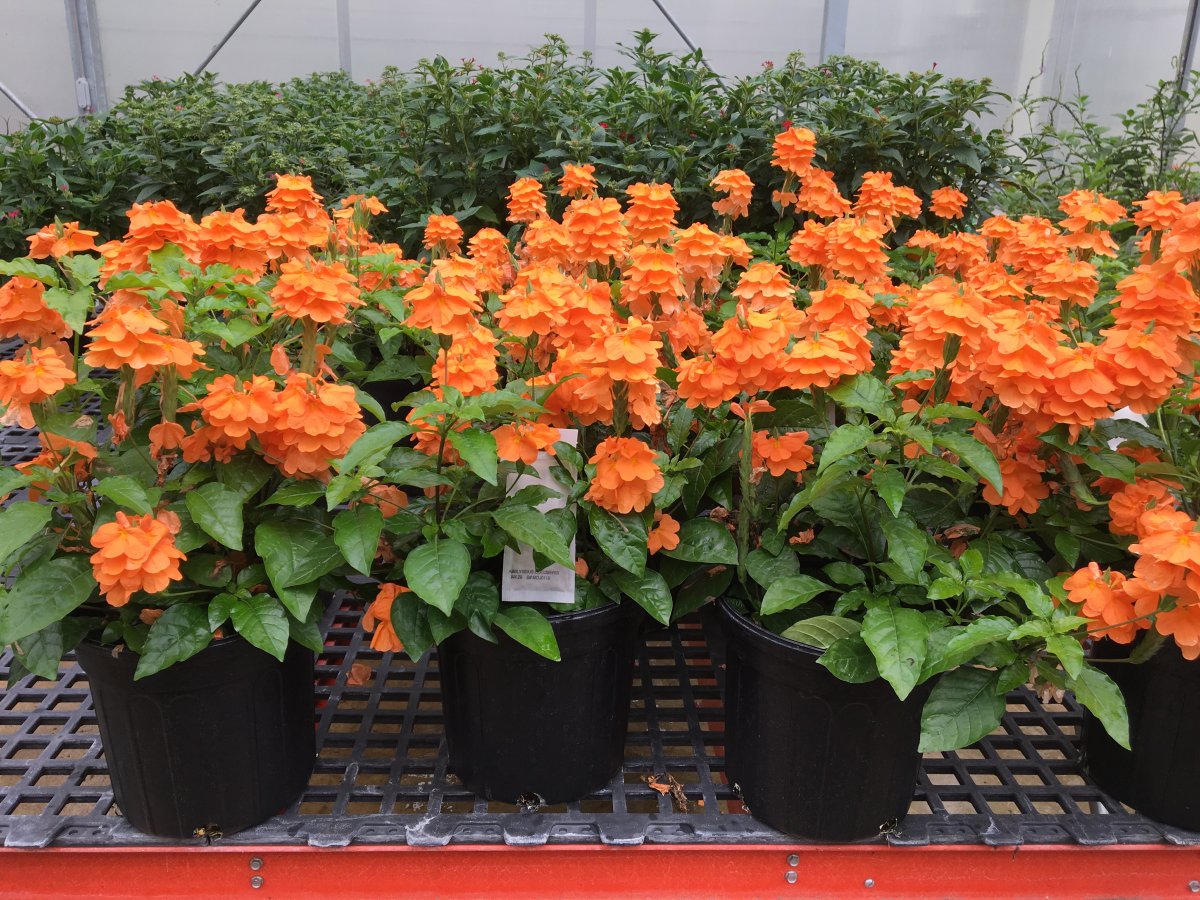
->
left=862, top=603, right=929, bottom=699
left=403, top=540, right=471, bottom=616
left=782, top=615, right=862, bottom=649
left=760, top=575, right=832, bottom=616
left=95, top=475, right=155, bottom=516
left=919, top=667, right=1005, bottom=752
left=0, top=501, right=51, bottom=567
left=230, top=594, right=290, bottom=661
left=1069, top=665, right=1130, bottom=749
left=185, top=482, right=245, bottom=550
left=818, top=633, right=879, bottom=683
left=0, top=556, right=95, bottom=645
left=134, top=604, right=213, bottom=680
left=611, top=569, right=672, bottom=625
left=660, top=518, right=738, bottom=565
left=934, top=432, right=1002, bottom=493
left=587, top=505, right=647, bottom=576
left=493, top=504, right=574, bottom=568
left=255, top=520, right=344, bottom=590
left=818, top=424, right=874, bottom=473
left=494, top=606, right=560, bottom=661
left=333, top=505, right=385, bottom=575
left=448, top=429, right=499, bottom=485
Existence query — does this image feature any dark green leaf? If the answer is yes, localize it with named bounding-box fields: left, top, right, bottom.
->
left=934, top=432, right=1002, bottom=493
left=185, top=482, right=245, bottom=550
left=262, top=482, right=327, bottom=507
left=333, top=506, right=384, bottom=575
left=13, top=621, right=65, bottom=680
left=760, top=575, right=832, bottom=616
left=819, top=424, right=874, bottom=473
left=828, top=374, right=892, bottom=420
left=862, top=603, right=929, bottom=699
left=337, top=422, right=413, bottom=473
left=255, top=520, right=344, bottom=590
left=881, top=514, right=929, bottom=580
left=0, top=501, right=51, bottom=567
left=448, top=430, right=499, bottom=485
left=230, top=594, right=290, bottom=660
left=135, top=604, right=212, bottom=679
left=403, top=540, right=471, bottom=616
left=919, top=667, right=1005, bottom=751
left=782, top=615, right=862, bottom=649
left=587, top=505, right=647, bottom=576
left=95, top=476, right=155, bottom=516
left=872, top=467, right=907, bottom=518
left=660, top=518, right=737, bottom=565
left=1069, top=665, right=1130, bottom=749
left=745, top=547, right=800, bottom=589
left=208, top=592, right=238, bottom=632
left=818, top=633, right=879, bottom=683
left=610, top=569, right=672, bottom=625
left=494, top=606, right=560, bottom=661
left=0, top=556, right=96, bottom=644
left=493, top=504, right=574, bottom=568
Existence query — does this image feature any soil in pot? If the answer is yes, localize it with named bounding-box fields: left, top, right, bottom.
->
left=437, top=601, right=638, bottom=804
left=1083, top=638, right=1200, bottom=831
left=717, top=597, right=927, bottom=841
left=75, top=636, right=315, bottom=839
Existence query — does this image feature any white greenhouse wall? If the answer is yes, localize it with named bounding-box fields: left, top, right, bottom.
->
left=0, top=0, right=1194, bottom=132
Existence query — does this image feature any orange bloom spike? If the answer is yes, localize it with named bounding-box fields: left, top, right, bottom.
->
left=584, top=436, right=664, bottom=514
left=89, top=511, right=187, bottom=607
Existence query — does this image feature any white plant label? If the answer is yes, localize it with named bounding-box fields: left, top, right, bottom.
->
left=501, top=427, right=577, bottom=605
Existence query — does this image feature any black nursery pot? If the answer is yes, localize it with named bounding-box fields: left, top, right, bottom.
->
left=437, top=602, right=638, bottom=804
left=74, top=637, right=316, bottom=839
left=717, top=598, right=927, bottom=841
left=361, top=378, right=422, bottom=420
left=1083, top=639, right=1200, bottom=831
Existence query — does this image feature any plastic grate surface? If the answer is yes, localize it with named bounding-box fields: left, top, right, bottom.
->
left=3, top=593, right=1199, bottom=850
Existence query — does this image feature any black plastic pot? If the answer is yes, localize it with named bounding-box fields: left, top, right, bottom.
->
left=717, top=598, right=927, bottom=841
left=361, top=378, right=422, bottom=420
left=438, top=601, right=638, bottom=804
left=74, top=636, right=316, bottom=839
left=1083, top=639, right=1200, bottom=831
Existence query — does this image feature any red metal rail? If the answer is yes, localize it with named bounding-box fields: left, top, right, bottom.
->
left=3, top=844, right=1199, bottom=899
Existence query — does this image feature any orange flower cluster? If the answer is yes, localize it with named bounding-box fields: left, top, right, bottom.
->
left=584, top=436, right=664, bottom=514
left=27, top=221, right=99, bottom=259
left=362, top=583, right=408, bottom=653
left=711, top=169, right=753, bottom=220
left=84, top=304, right=204, bottom=375
left=90, top=511, right=186, bottom=607
left=647, top=511, right=681, bottom=554
left=507, top=177, right=548, bottom=224
left=751, top=430, right=814, bottom=478
left=270, top=258, right=363, bottom=325
left=0, top=277, right=70, bottom=344
left=494, top=422, right=560, bottom=465
left=0, top=345, right=77, bottom=427
left=560, top=163, right=598, bottom=199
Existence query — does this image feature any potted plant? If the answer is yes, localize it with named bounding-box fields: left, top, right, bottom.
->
left=0, top=177, right=401, bottom=838
left=1055, top=190, right=1200, bottom=831
left=673, top=131, right=1135, bottom=840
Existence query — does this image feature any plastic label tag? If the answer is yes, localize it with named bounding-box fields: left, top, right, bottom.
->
left=501, top=428, right=577, bottom=605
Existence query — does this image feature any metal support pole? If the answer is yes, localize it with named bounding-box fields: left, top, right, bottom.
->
left=1177, top=0, right=1200, bottom=92
left=648, top=0, right=698, bottom=54
left=193, top=0, right=266, bottom=76
left=819, top=0, right=849, bottom=62
left=0, top=79, right=38, bottom=119
left=336, top=0, right=352, bottom=76
left=64, top=0, right=108, bottom=115
left=583, top=0, right=597, bottom=56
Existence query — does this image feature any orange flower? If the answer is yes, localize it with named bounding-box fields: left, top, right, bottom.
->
left=265, top=174, right=329, bottom=223
left=256, top=211, right=328, bottom=260
left=822, top=217, right=890, bottom=282
left=1064, top=563, right=1142, bottom=644
left=423, top=214, right=464, bottom=253
left=929, top=187, right=968, bottom=220
left=1133, top=190, right=1186, bottom=232
left=585, top=436, right=664, bottom=514
left=795, top=168, right=851, bottom=218
left=711, top=169, right=754, bottom=220
left=1059, top=189, right=1125, bottom=230
left=1099, top=325, right=1183, bottom=414
left=771, top=127, right=817, bottom=176
left=362, top=583, right=408, bottom=653
left=0, top=345, right=77, bottom=427
left=563, top=197, right=629, bottom=266
left=676, top=355, right=738, bottom=408
left=1131, top=512, right=1200, bottom=575
left=0, top=276, right=71, bottom=343
left=89, top=511, right=186, bottom=607
left=521, top=218, right=573, bottom=266
left=197, top=209, right=269, bottom=278
left=507, top=177, right=548, bottom=224
left=182, top=374, right=278, bottom=450
left=711, top=306, right=790, bottom=393
left=404, top=268, right=484, bottom=338
left=673, top=223, right=728, bottom=295
left=334, top=193, right=388, bottom=220
left=624, top=182, right=678, bottom=244
left=270, top=258, right=362, bottom=325
left=432, top=323, right=499, bottom=397
left=1041, top=342, right=1120, bottom=428
left=1110, top=262, right=1200, bottom=332
left=854, top=171, right=922, bottom=230
left=467, top=228, right=514, bottom=292
left=100, top=200, right=201, bottom=277
left=26, top=221, right=99, bottom=259
left=560, top=163, right=598, bottom=198
left=732, top=262, right=794, bottom=310
left=576, top=317, right=663, bottom=385
left=359, top=482, right=409, bottom=518
left=752, top=431, right=814, bottom=478
left=787, top=219, right=830, bottom=269
left=621, top=245, right=683, bottom=317
left=496, top=263, right=575, bottom=337
left=647, top=511, right=681, bottom=555
left=804, top=280, right=874, bottom=331
left=257, top=375, right=366, bottom=478
left=1108, top=479, right=1177, bottom=537
left=84, top=305, right=204, bottom=373
left=494, top=422, right=561, bottom=465
left=148, top=421, right=186, bottom=459
left=1032, top=258, right=1098, bottom=306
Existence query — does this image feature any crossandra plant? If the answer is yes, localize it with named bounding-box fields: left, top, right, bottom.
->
left=335, top=128, right=1136, bottom=754
left=0, top=176, right=432, bottom=681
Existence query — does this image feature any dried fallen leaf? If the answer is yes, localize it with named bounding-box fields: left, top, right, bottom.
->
left=347, top=662, right=374, bottom=686
left=645, top=773, right=689, bottom=813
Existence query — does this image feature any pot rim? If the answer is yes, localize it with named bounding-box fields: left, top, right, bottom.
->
left=717, top=595, right=825, bottom=660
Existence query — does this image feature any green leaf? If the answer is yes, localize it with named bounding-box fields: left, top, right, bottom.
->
left=1054, top=532, right=1080, bottom=567
left=493, top=504, right=574, bottom=568
left=390, top=589, right=434, bottom=659
left=262, top=482, right=327, bottom=507
left=761, top=575, right=832, bottom=616
left=230, top=594, right=290, bottom=661
left=1069, top=665, right=1130, bottom=750
left=818, top=633, right=880, bottom=683
left=819, top=424, right=875, bottom=473
left=1047, top=634, right=1084, bottom=679
left=0, top=258, right=60, bottom=285
left=289, top=618, right=324, bottom=653
left=990, top=572, right=1054, bottom=618
left=782, top=615, right=862, bottom=649
left=207, top=592, right=238, bottom=632
left=255, top=520, right=344, bottom=590
left=13, top=622, right=65, bottom=680
left=918, top=667, right=1006, bottom=752
left=354, top=386, right=387, bottom=423
left=0, top=501, right=51, bottom=566
left=403, top=540, right=471, bottom=616
left=926, top=577, right=963, bottom=601
left=934, top=432, right=1002, bottom=494
left=862, top=603, right=930, bottom=699
left=881, top=514, right=929, bottom=581
left=660, top=518, right=737, bottom=565
left=277, top=581, right=319, bottom=621
left=217, top=455, right=273, bottom=500
left=494, top=606, right=561, bottom=661
left=921, top=616, right=1015, bottom=679
left=185, top=482, right=245, bottom=550
left=448, top=430, right=498, bottom=485
left=458, top=572, right=500, bottom=642
left=611, top=569, right=672, bottom=625
left=745, top=548, right=800, bottom=589
left=0, top=556, right=96, bottom=644
left=823, top=561, right=866, bottom=586
left=337, top=422, right=413, bottom=473
left=42, top=287, right=92, bottom=334
left=95, top=475, right=155, bottom=516
left=828, top=373, right=892, bottom=420
left=333, top=506, right=384, bottom=575
left=872, top=467, right=907, bottom=518
left=587, top=505, right=647, bottom=576
left=134, top=603, right=212, bottom=680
